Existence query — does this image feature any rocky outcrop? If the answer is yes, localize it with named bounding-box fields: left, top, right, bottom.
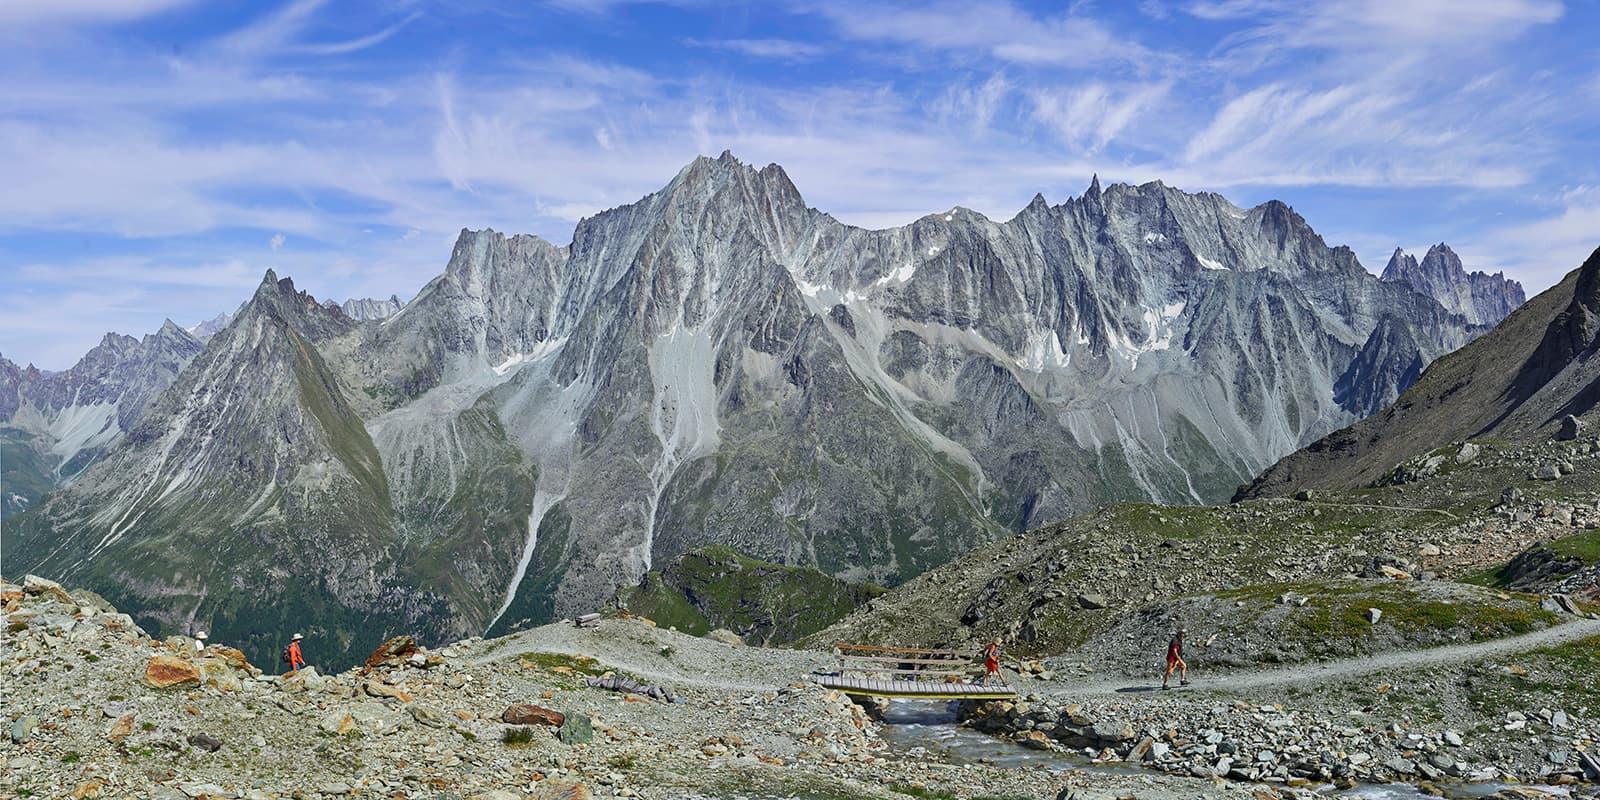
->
left=143, top=654, right=201, bottom=688
left=1382, top=243, right=1526, bottom=326
left=340, top=295, right=406, bottom=321
left=609, top=545, right=884, bottom=645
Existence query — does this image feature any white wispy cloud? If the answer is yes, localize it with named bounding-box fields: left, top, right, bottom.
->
left=1189, top=0, right=1563, bottom=50
left=1029, top=82, right=1171, bottom=153
left=296, top=11, right=421, bottom=56
left=211, top=0, right=330, bottom=58
left=0, top=0, right=193, bottom=26
left=806, top=0, right=1155, bottom=69
left=686, top=38, right=824, bottom=61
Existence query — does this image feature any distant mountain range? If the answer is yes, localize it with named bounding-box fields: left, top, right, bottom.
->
left=1240, top=245, right=1600, bottom=499
left=0, top=153, right=1522, bottom=666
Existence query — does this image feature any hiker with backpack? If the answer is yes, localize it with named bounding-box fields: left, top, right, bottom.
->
left=1162, top=629, right=1189, bottom=689
left=282, top=633, right=306, bottom=674
left=979, top=637, right=1004, bottom=686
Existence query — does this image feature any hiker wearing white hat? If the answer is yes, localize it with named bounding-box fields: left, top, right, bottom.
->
left=194, top=631, right=208, bottom=653
left=283, top=633, right=306, bottom=673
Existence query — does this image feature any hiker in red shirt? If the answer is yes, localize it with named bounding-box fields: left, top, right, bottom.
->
left=285, top=633, right=306, bottom=673
left=980, top=637, right=1003, bottom=685
left=1162, top=629, right=1189, bottom=690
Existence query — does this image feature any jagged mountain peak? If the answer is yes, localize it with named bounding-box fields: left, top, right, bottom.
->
left=1381, top=242, right=1526, bottom=326
left=658, top=151, right=805, bottom=214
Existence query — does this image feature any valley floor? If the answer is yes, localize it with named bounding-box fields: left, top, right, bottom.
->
left=4, top=574, right=1596, bottom=800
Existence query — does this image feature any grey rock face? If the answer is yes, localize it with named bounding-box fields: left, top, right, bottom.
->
left=0, top=320, right=203, bottom=516
left=339, top=295, right=406, bottom=321
left=5, top=153, right=1494, bottom=666
left=1381, top=244, right=1525, bottom=326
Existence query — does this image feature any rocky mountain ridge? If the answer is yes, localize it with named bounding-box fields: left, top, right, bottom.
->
left=1381, top=243, right=1526, bottom=326
left=0, top=321, right=204, bottom=517
left=340, top=294, right=406, bottom=321
left=4, top=152, right=1516, bottom=667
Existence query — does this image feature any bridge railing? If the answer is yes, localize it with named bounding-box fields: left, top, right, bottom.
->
left=831, top=642, right=983, bottom=683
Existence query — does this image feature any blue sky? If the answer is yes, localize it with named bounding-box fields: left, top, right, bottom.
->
left=2, top=0, right=1598, bottom=369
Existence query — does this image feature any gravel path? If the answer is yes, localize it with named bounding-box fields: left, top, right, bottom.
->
left=1037, top=616, right=1600, bottom=697
left=471, top=619, right=832, bottom=691
left=483, top=615, right=1600, bottom=704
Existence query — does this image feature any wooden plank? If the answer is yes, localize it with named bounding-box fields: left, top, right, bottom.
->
left=839, top=669, right=973, bottom=679
left=813, top=674, right=1017, bottom=700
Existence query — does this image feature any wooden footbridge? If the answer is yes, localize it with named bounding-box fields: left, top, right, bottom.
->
left=812, top=642, right=1018, bottom=700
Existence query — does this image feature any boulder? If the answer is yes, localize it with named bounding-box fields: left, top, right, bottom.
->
left=318, top=710, right=354, bottom=735
left=1367, top=608, right=1383, bottom=624
left=1076, top=593, right=1109, bottom=610
left=531, top=782, right=593, bottom=800
left=143, top=654, right=201, bottom=689
left=10, top=715, right=39, bottom=743
left=556, top=712, right=593, bottom=745
left=407, top=704, right=451, bottom=728
left=21, top=574, right=76, bottom=606
left=1061, top=705, right=1095, bottom=726
left=1557, top=414, right=1583, bottom=441
left=195, top=655, right=249, bottom=692
left=1385, top=757, right=1417, bottom=775
left=107, top=713, right=136, bottom=743
left=363, top=635, right=419, bottom=668
left=1125, top=736, right=1155, bottom=762
left=1455, top=442, right=1480, bottom=464
left=187, top=733, right=223, bottom=752
left=207, top=646, right=253, bottom=672
left=704, top=629, right=743, bottom=646
left=503, top=703, right=565, bottom=726
left=1015, top=730, right=1052, bottom=750
left=1536, top=463, right=1562, bottom=481
left=1580, top=751, right=1600, bottom=781
left=1091, top=720, right=1134, bottom=742
left=363, top=678, right=410, bottom=701
left=280, top=666, right=324, bottom=693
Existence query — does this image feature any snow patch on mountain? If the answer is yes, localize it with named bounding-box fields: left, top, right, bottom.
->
left=1019, top=330, right=1070, bottom=373
left=492, top=337, right=568, bottom=376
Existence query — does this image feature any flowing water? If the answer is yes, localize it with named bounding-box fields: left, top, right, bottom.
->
left=877, top=700, right=1542, bottom=800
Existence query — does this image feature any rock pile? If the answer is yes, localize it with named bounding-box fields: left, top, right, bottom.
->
left=962, top=692, right=1599, bottom=788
